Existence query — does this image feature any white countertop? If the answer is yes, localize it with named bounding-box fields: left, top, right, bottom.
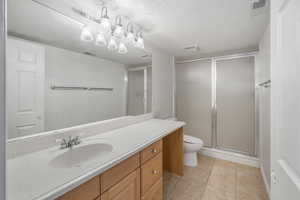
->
left=7, top=119, right=185, bottom=200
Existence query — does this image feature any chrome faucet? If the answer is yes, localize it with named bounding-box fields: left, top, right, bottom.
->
left=59, top=136, right=81, bottom=149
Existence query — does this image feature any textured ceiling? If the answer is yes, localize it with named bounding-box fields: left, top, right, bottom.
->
left=7, top=0, right=269, bottom=63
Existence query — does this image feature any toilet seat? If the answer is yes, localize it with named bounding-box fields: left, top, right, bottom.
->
left=184, top=135, right=203, bottom=144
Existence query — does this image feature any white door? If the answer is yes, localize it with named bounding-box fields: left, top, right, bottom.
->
left=271, top=0, right=300, bottom=199
left=6, top=38, right=45, bottom=139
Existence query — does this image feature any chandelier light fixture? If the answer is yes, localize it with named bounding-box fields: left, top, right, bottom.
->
left=118, top=42, right=128, bottom=54
left=107, top=37, right=118, bottom=51
left=100, top=7, right=111, bottom=33
left=79, top=6, right=145, bottom=54
left=113, top=16, right=125, bottom=39
left=135, top=32, right=145, bottom=49
left=126, top=23, right=135, bottom=45
left=95, top=32, right=107, bottom=46
left=80, top=26, right=94, bottom=42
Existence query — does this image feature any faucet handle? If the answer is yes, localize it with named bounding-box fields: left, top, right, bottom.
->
left=73, top=136, right=81, bottom=145
left=55, top=138, right=68, bottom=149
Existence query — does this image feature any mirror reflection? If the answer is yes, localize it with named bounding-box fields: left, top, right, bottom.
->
left=7, top=0, right=152, bottom=139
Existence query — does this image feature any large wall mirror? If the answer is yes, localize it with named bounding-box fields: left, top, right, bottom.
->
left=6, top=0, right=152, bottom=139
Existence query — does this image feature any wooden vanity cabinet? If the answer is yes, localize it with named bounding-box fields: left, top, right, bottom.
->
left=140, top=140, right=163, bottom=164
left=101, top=169, right=140, bottom=200
left=141, top=153, right=163, bottom=196
left=141, top=178, right=163, bottom=200
left=56, top=176, right=100, bottom=200
left=56, top=128, right=184, bottom=200
left=101, top=153, right=140, bottom=193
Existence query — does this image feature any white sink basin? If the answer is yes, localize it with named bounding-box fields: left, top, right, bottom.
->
left=50, top=142, right=113, bottom=168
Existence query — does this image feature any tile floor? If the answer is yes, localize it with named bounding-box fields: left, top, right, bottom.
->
left=164, top=155, right=269, bottom=200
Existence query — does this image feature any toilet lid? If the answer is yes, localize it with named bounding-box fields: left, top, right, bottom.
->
left=184, top=135, right=203, bottom=144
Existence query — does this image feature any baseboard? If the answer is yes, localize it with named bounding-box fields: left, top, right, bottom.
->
left=200, top=147, right=260, bottom=168
left=260, top=166, right=271, bottom=199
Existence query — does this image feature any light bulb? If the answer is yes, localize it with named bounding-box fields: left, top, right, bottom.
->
left=101, top=17, right=111, bottom=33
left=95, top=33, right=107, bottom=46
left=136, top=36, right=144, bottom=49
left=118, top=42, right=128, bottom=54
left=107, top=37, right=118, bottom=51
left=126, top=32, right=135, bottom=45
left=113, top=25, right=124, bottom=38
left=80, top=26, right=93, bottom=42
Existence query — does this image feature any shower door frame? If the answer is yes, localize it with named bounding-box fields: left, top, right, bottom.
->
left=213, top=53, right=257, bottom=156
left=0, top=0, right=5, bottom=199
left=177, top=52, right=258, bottom=157
left=127, top=66, right=151, bottom=115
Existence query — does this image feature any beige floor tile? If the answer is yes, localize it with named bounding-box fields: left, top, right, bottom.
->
left=208, top=173, right=236, bottom=193
left=164, top=172, right=182, bottom=200
left=202, top=186, right=235, bottom=200
left=214, top=159, right=237, bottom=170
left=171, top=181, right=207, bottom=200
left=237, top=190, right=268, bottom=200
left=164, top=157, right=268, bottom=200
left=169, top=178, right=194, bottom=200
left=236, top=164, right=266, bottom=195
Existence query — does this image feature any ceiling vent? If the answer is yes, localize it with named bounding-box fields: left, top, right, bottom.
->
left=250, top=0, right=268, bottom=16
left=184, top=45, right=200, bottom=52
left=251, top=0, right=266, bottom=9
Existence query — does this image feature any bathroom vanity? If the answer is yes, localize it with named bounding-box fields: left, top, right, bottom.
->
left=7, top=119, right=185, bottom=200
left=58, top=128, right=183, bottom=200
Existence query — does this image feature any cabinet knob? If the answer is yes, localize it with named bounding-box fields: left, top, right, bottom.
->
left=151, top=148, right=158, bottom=153
left=152, top=170, right=159, bottom=175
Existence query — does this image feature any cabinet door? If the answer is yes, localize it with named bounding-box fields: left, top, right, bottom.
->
left=141, top=153, right=162, bottom=196
left=101, top=153, right=140, bottom=193
left=57, top=176, right=100, bottom=200
left=141, top=178, right=163, bottom=200
left=101, top=169, right=140, bottom=200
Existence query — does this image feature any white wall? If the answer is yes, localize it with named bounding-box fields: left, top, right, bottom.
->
left=45, top=46, right=127, bottom=131
left=151, top=49, right=175, bottom=119
left=256, top=25, right=271, bottom=188
left=256, top=25, right=271, bottom=83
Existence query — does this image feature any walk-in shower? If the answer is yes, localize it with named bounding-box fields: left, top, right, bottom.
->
left=176, top=53, right=256, bottom=156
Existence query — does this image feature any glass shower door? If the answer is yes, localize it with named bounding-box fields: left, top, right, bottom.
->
left=176, top=59, right=213, bottom=147
left=215, top=57, right=255, bottom=155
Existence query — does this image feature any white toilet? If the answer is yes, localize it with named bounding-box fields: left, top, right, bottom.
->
left=184, top=135, right=204, bottom=167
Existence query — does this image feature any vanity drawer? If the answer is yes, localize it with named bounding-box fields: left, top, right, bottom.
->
left=141, top=152, right=163, bottom=196
left=142, top=178, right=163, bottom=200
left=57, top=176, right=100, bottom=200
left=141, top=140, right=162, bottom=164
left=101, top=169, right=140, bottom=200
left=101, top=153, right=140, bottom=193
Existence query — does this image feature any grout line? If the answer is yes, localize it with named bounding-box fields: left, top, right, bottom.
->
left=200, top=157, right=216, bottom=200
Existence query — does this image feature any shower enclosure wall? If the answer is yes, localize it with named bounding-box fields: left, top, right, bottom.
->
left=176, top=53, right=257, bottom=156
